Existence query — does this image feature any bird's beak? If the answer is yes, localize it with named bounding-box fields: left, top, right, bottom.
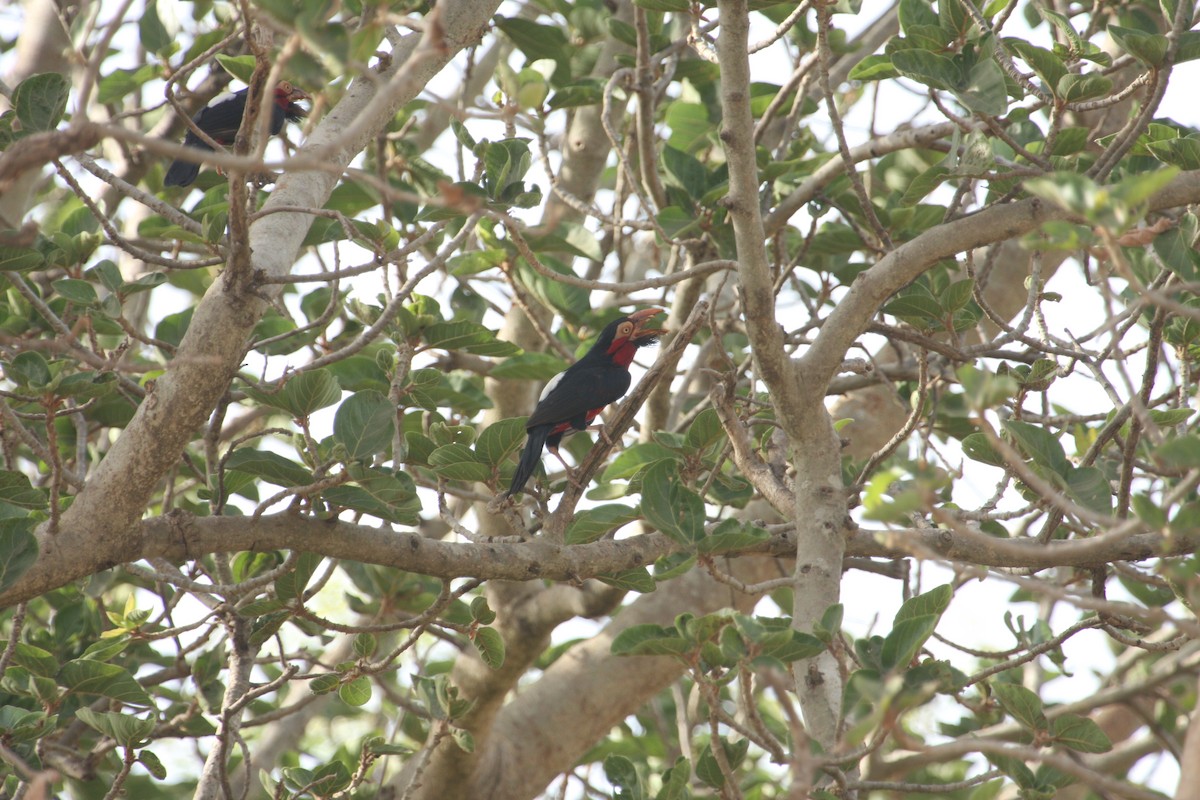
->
left=628, top=307, right=667, bottom=340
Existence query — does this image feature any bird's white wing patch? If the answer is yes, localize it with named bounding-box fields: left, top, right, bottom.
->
left=539, top=370, right=566, bottom=401
left=205, top=92, right=237, bottom=110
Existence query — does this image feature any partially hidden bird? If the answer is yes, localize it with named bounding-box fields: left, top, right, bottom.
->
left=506, top=308, right=666, bottom=497
left=163, top=82, right=310, bottom=188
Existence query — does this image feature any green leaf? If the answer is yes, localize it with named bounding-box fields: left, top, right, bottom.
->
left=602, top=443, right=681, bottom=482
left=339, top=676, right=372, bottom=707
left=11, top=643, right=58, bottom=677
left=993, top=682, right=1047, bottom=731
left=225, top=449, right=314, bottom=488
left=658, top=757, right=691, bottom=800
left=900, top=165, right=950, bottom=207
left=880, top=614, right=938, bottom=671
left=986, top=752, right=1037, bottom=788
left=495, top=17, right=569, bottom=62
left=75, top=708, right=156, bottom=747
left=423, top=321, right=520, bottom=356
left=604, top=754, right=643, bottom=800
left=596, top=567, right=656, bottom=593
left=1056, top=73, right=1113, bottom=103
left=1002, top=419, right=1069, bottom=476
left=1110, top=166, right=1180, bottom=209
left=518, top=256, right=590, bottom=323
left=137, top=749, right=167, bottom=779
left=14, top=73, right=70, bottom=132
left=696, top=737, right=749, bottom=789
left=472, top=627, right=505, bottom=669
left=954, top=53, right=1007, bottom=115
left=52, top=278, right=98, bottom=306
left=884, top=293, right=943, bottom=328
left=139, top=0, right=176, bottom=56
left=895, top=584, right=952, bottom=623
left=0, top=471, right=49, bottom=509
left=353, top=632, right=378, bottom=658
left=1006, top=40, right=1067, bottom=89
left=97, top=66, right=158, bottom=105
left=333, top=390, right=395, bottom=461
left=274, top=551, right=322, bottom=603
left=214, top=55, right=257, bottom=84
left=246, top=369, right=342, bottom=419
left=766, top=630, right=826, bottom=663
left=940, top=279, right=974, bottom=313
left=448, top=249, right=506, bottom=277
left=335, top=466, right=420, bottom=525
left=1052, top=714, right=1112, bottom=753
left=684, top=407, right=724, bottom=453
left=816, top=604, right=844, bottom=642
left=566, top=504, right=641, bottom=545
left=640, top=460, right=706, bottom=546
left=960, top=434, right=1008, bottom=465
left=475, top=418, right=527, bottom=467
left=890, top=49, right=959, bottom=91
left=324, top=355, right=389, bottom=393
left=1065, top=466, right=1112, bottom=514
left=611, top=623, right=691, bottom=657
left=898, top=0, right=938, bottom=32
left=695, top=518, right=770, bottom=554
left=8, top=351, right=52, bottom=389
left=310, top=761, right=352, bottom=794
left=489, top=352, right=568, bottom=380
left=848, top=54, right=900, bottom=81
left=1154, top=435, right=1200, bottom=468
left=0, top=246, right=45, bottom=272
left=1108, top=25, right=1169, bottom=67
left=59, top=660, right=153, bottom=707
left=662, top=145, right=709, bottom=199
left=470, top=596, right=496, bottom=624
left=428, top=443, right=491, bottom=482
left=547, top=82, right=604, bottom=110
left=310, top=674, right=340, bottom=695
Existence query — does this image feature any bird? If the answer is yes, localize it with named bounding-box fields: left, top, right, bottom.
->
left=506, top=308, right=666, bottom=498
left=163, top=82, right=310, bottom=187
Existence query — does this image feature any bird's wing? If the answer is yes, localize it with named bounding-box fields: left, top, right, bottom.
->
left=526, top=366, right=631, bottom=429
left=185, top=91, right=247, bottom=145
left=186, top=90, right=286, bottom=144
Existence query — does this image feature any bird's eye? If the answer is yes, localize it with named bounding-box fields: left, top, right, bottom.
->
left=619, top=322, right=632, bottom=337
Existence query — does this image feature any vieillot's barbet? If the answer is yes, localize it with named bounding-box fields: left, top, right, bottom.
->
left=506, top=308, right=666, bottom=497
left=163, top=82, right=310, bottom=187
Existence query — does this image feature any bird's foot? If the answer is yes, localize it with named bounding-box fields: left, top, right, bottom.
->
left=588, top=424, right=617, bottom=448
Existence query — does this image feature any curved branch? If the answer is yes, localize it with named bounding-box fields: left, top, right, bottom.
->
left=799, top=170, right=1200, bottom=393
left=5, top=0, right=505, bottom=609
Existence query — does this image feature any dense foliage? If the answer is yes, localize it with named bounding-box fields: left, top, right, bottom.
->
left=2, top=1, right=1200, bottom=798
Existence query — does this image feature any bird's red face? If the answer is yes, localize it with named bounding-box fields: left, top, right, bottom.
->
left=274, top=82, right=310, bottom=116
left=605, top=307, right=666, bottom=366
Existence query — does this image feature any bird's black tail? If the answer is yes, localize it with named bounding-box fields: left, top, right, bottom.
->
left=506, top=426, right=548, bottom=497
left=164, top=158, right=201, bottom=187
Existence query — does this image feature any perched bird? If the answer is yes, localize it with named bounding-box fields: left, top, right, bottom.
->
left=163, top=82, right=310, bottom=187
left=507, top=308, right=666, bottom=497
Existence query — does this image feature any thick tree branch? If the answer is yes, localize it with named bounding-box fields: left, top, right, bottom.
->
left=464, top=556, right=784, bottom=800
left=4, top=0, right=504, bottom=609
left=800, top=170, right=1200, bottom=393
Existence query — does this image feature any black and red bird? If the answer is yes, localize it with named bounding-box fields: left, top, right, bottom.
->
left=163, top=82, right=310, bottom=187
left=506, top=308, right=666, bottom=497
